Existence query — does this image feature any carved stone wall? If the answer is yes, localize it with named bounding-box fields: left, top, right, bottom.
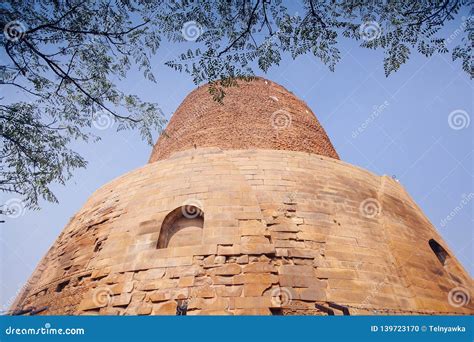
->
left=12, top=148, right=473, bottom=315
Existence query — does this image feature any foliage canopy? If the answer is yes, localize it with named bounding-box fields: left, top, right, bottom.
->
left=1, top=0, right=472, bottom=214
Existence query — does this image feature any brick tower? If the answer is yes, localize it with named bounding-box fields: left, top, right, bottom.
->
left=12, top=78, right=472, bottom=315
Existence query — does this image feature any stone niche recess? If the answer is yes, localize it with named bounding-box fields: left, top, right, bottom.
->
left=157, top=206, right=204, bottom=249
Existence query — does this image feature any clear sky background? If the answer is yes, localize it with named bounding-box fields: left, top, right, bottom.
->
left=1, top=8, right=472, bottom=311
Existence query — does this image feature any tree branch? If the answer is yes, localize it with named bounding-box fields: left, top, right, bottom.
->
left=22, top=39, right=139, bottom=123
left=218, top=0, right=261, bottom=57
left=308, top=0, right=327, bottom=28
left=37, top=20, right=150, bottom=38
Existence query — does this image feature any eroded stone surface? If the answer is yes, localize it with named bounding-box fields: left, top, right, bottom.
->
left=11, top=79, right=473, bottom=316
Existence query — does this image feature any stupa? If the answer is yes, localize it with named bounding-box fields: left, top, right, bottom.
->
left=11, top=78, right=472, bottom=315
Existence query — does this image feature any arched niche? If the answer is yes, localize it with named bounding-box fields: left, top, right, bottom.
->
left=157, top=206, right=203, bottom=249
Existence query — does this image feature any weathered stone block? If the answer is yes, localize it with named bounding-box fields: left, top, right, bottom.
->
left=274, top=240, right=305, bottom=248
left=112, top=293, right=132, bottom=307
left=327, top=289, right=368, bottom=304
left=299, top=287, right=327, bottom=301
left=269, top=224, right=300, bottom=233
left=234, top=296, right=272, bottom=309
left=241, top=236, right=271, bottom=244
left=91, top=267, right=110, bottom=280
left=240, top=244, right=275, bottom=255
left=133, top=254, right=193, bottom=270
left=152, top=301, right=177, bottom=315
left=188, top=297, right=231, bottom=311
left=210, top=275, right=234, bottom=285
left=233, top=274, right=278, bottom=285
left=235, top=308, right=271, bottom=315
left=243, top=262, right=276, bottom=273
left=279, top=275, right=326, bottom=288
left=149, top=291, right=171, bottom=303
left=217, top=245, right=241, bottom=255
left=99, top=307, right=122, bottom=315
left=315, top=268, right=357, bottom=280
left=270, top=232, right=297, bottom=240
left=110, top=281, right=134, bottom=295
left=278, top=265, right=314, bottom=275
left=105, top=272, right=131, bottom=284
left=216, top=285, right=243, bottom=297
left=214, top=255, right=226, bottom=264
left=243, top=283, right=272, bottom=297
left=137, top=305, right=153, bottom=315
left=297, top=232, right=326, bottom=242
left=240, top=226, right=270, bottom=236
left=178, top=276, right=195, bottom=287
left=203, top=255, right=215, bottom=266
left=275, top=248, right=289, bottom=257
left=288, top=248, right=319, bottom=259
left=191, top=285, right=216, bottom=298
left=194, top=309, right=234, bottom=315
left=137, top=220, right=158, bottom=235
left=171, top=244, right=217, bottom=257
left=136, top=279, right=177, bottom=291
left=78, top=297, right=106, bottom=311
left=210, top=264, right=241, bottom=276
left=166, top=265, right=201, bottom=278
left=236, top=255, right=249, bottom=264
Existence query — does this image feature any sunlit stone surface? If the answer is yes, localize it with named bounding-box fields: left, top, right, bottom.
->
left=12, top=79, right=473, bottom=315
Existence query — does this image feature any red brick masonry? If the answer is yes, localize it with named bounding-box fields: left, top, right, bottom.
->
left=149, top=78, right=339, bottom=162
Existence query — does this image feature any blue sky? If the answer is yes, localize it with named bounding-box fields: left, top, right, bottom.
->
left=1, top=10, right=472, bottom=311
